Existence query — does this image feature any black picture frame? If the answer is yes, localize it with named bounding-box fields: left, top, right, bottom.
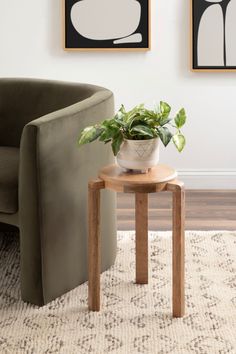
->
left=63, top=0, right=150, bottom=51
left=191, top=0, right=236, bottom=71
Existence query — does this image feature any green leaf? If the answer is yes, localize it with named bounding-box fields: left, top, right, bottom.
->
left=99, top=130, right=111, bottom=142
left=160, top=101, right=171, bottom=118
left=130, top=125, right=154, bottom=137
left=101, top=118, right=120, bottom=131
left=127, top=116, right=143, bottom=130
left=99, top=125, right=120, bottom=141
left=77, top=126, right=102, bottom=146
left=101, top=119, right=113, bottom=127
left=159, top=117, right=172, bottom=126
left=141, top=109, right=161, bottom=127
left=124, top=104, right=145, bottom=123
left=114, top=106, right=126, bottom=123
left=111, top=133, right=123, bottom=156
left=114, top=117, right=126, bottom=127
left=157, top=126, right=173, bottom=146
left=172, top=133, right=186, bottom=152
left=175, top=108, right=186, bottom=129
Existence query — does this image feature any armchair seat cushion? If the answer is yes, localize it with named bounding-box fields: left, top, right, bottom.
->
left=0, top=147, right=19, bottom=214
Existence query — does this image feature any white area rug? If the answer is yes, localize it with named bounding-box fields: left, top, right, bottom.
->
left=0, top=231, right=236, bottom=354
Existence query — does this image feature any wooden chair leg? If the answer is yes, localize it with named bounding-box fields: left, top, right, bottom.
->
left=168, top=181, right=185, bottom=317
left=88, top=179, right=104, bottom=311
left=135, top=193, right=148, bottom=284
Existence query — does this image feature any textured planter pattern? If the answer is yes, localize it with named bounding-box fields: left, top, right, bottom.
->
left=117, top=138, right=160, bottom=171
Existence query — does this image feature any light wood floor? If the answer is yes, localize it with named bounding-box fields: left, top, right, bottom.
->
left=117, top=190, right=236, bottom=231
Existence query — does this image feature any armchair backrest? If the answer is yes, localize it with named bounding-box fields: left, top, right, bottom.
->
left=0, top=78, right=102, bottom=147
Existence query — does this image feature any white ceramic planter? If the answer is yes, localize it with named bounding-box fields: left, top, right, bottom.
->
left=117, top=138, right=160, bottom=172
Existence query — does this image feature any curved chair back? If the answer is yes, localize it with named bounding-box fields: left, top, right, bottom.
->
left=0, top=78, right=101, bottom=147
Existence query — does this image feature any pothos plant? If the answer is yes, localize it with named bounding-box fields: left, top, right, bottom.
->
left=78, top=101, right=186, bottom=155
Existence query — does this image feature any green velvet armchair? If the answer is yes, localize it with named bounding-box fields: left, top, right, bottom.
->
left=0, top=78, right=117, bottom=306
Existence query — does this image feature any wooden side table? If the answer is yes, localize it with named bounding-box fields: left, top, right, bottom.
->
left=88, top=164, right=185, bottom=318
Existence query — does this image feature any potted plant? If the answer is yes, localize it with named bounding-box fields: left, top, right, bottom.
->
left=77, top=101, right=186, bottom=172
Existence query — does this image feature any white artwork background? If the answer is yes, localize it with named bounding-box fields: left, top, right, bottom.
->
left=70, top=0, right=142, bottom=44
left=197, top=0, right=236, bottom=67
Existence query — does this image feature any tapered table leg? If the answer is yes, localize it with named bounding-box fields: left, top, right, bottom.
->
left=88, top=179, right=104, bottom=311
left=135, top=193, right=148, bottom=284
left=168, top=181, right=185, bottom=317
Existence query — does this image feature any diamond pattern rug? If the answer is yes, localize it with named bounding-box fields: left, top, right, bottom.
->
left=0, top=231, right=236, bottom=354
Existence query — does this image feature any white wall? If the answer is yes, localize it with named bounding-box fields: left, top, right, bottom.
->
left=1, top=0, right=236, bottom=188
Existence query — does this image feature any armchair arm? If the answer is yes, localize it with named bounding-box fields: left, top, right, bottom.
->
left=19, top=89, right=116, bottom=305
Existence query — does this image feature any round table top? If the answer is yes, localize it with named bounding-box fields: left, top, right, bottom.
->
left=99, top=164, right=177, bottom=186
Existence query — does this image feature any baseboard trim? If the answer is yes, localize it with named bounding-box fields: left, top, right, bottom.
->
left=177, top=169, right=236, bottom=189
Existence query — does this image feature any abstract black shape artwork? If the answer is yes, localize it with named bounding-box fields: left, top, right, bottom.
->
left=63, top=0, right=150, bottom=50
left=192, top=0, right=236, bottom=70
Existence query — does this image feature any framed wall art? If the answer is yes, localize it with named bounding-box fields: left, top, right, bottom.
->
left=191, top=0, right=236, bottom=71
left=63, top=0, right=150, bottom=51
